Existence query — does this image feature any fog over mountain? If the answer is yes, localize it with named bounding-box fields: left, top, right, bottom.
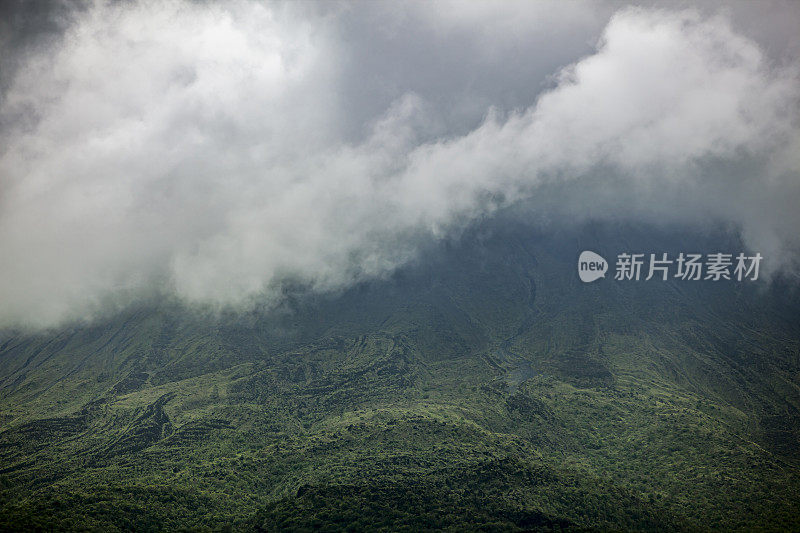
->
left=1, top=0, right=799, bottom=329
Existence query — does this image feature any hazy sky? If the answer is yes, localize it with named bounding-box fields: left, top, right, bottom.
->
left=1, top=0, right=798, bottom=329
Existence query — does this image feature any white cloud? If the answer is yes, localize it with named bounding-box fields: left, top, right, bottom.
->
left=0, top=2, right=798, bottom=329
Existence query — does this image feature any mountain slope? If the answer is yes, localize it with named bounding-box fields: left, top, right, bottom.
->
left=1, top=219, right=799, bottom=531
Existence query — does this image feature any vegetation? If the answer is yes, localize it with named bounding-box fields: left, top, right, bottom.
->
left=1, top=220, right=799, bottom=531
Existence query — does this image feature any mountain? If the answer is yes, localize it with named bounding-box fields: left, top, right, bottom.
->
left=1, top=218, right=799, bottom=531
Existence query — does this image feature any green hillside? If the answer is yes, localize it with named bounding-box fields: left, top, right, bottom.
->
left=1, top=220, right=799, bottom=531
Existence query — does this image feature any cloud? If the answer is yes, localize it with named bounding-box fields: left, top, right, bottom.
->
left=0, top=1, right=798, bottom=329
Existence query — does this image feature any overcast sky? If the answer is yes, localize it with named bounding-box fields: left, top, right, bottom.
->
left=0, top=0, right=798, bottom=330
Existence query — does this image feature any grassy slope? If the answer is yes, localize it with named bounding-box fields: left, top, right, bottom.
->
left=1, top=220, right=799, bottom=531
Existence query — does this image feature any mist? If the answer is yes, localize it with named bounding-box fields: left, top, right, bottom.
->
left=1, top=0, right=798, bottom=329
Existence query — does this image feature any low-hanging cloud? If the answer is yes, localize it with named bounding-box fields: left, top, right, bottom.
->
left=0, top=1, right=798, bottom=329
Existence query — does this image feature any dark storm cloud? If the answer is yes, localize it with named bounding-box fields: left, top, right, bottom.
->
left=0, top=1, right=798, bottom=329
